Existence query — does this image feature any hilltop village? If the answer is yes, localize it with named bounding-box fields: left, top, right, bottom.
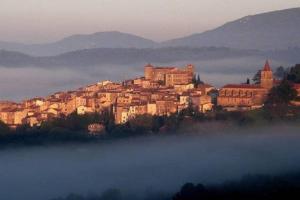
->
left=0, top=61, right=300, bottom=130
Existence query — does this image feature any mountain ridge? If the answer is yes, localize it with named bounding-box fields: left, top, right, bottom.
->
left=1, top=47, right=299, bottom=69
left=0, top=7, right=300, bottom=56
left=162, top=7, right=300, bottom=50
left=0, top=31, right=158, bottom=56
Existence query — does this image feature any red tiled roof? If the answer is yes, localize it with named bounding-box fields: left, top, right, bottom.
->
left=155, top=67, right=176, bottom=70
left=0, top=108, right=17, bottom=112
left=222, top=84, right=262, bottom=89
left=293, top=83, right=300, bottom=89
left=145, top=63, right=154, bottom=68
left=263, top=60, right=271, bottom=71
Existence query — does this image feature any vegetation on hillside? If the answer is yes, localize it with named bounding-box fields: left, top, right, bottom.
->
left=263, top=80, right=298, bottom=119
left=287, top=64, right=300, bottom=83
left=50, top=171, right=300, bottom=200
left=173, top=172, right=300, bottom=200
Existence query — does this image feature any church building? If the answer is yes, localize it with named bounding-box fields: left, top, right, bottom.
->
left=217, top=61, right=275, bottom=110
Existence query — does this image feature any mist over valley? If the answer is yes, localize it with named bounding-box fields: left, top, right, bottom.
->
left=0, top=124, right=300, bottom=200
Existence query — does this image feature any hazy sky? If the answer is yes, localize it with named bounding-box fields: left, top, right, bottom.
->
left=0, top=0, right=300, bottom=43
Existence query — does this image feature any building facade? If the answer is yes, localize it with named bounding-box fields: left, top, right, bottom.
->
left=144, top=64, right=194, bottom=86
left=217, top=61, right=274, bottom=110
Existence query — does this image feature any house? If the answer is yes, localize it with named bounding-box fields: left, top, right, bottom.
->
left=88, top=123, right=105, bottom=134
left=77, top=105, right=94, bottom=115
left=156, top=99, right=177, bottom=116
left=147, top=103, right=157, bottom=115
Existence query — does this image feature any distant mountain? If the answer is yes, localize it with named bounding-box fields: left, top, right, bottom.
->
left=162, top=8, right=300, bottom=50
left=0, top=31, right=158, bottom=56
left=0, top=49, right=34, bottom=66
left=0, top=47, right=257, bottom=67
left=1, top=47, right=299, bottom=69
left=0, top=8, right=299, bottom=56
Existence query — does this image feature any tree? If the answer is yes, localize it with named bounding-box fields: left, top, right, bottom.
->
left=245, top=78, right=250, bottom=84
left=192, top=74, right=204, bottom=87
left=287, top=64, right=300, bottom=83
left=128, top=114, right=153, bottom=133
left=173, top=183, right=206, bottom=200
left=274, top=66, right=286, bottom=80
left=192, top=74, right=197, bottom=87
left=263, top=80, right=297, bottom=119
left=99, top=188, right=122, bottom=200
left=152, top=115, right=165, bottom=132
left=196, top=74, right=203, bottom=85
left=0, top=120, right=10, bottom=135
left=252, top=70, right=261, bottom=84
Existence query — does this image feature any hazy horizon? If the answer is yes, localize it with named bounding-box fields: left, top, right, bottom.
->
left=0, top=0, right=300, bottom=43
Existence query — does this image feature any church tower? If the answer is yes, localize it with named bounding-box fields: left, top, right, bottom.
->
left=260, top=60, right=273, bottom=90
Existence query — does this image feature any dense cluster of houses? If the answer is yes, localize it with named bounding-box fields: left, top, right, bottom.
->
left=1, top=61, right=299, bottom=129
left=0, top=64, right=214, bottom=128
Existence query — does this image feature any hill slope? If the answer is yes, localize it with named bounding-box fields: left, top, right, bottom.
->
left=1, top=47, right=299, bottom=69
left=162, top=8, right=300, bottom=50
left=0, top=31, right=157, bottom=56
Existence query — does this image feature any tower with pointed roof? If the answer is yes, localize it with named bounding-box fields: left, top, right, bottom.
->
left=260, top=60, right=274, bottom=89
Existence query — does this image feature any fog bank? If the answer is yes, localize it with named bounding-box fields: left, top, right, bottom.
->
left=0, top=124, right=300, bottom=200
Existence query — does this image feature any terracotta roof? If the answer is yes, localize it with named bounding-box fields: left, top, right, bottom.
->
left=155, top=67, right=176, bottom=70
left=263, top=60, right=271, bottom=71
left=222, top=84, right=263, bottom=89
left=29, top=97, right=44, bottom=101
left=145, top=63, right=154, bottom=68
left=1, top=108, right=17, bottom=112
left=293, top=83, right=300, bottom=89
left=0, top=101, right=16, bottom=105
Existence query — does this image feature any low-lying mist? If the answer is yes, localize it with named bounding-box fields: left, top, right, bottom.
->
left=0, top=124, right=300, bottom=200
left=0, top=56, right=293, bottom=101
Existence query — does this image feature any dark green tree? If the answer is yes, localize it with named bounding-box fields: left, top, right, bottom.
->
left=152, top=115, right=165, bottom=132
left=287, top=64, right=300, bottom=83
left=252, top=70, right=261, bottom=84
left=263, top=80, right=297, bottom=119
left=192, top=74, right=197, bottom=85
left=128, top=114, right=153, bottom=133
left=196, top=74, right=203, bottom=85
left=192, top=74, right=204, bottom=87
left=246, top=78, right=250, bottom=84
left=274, top=66, right=286, bottom=80
left=0, top=120, right=10, bottom=135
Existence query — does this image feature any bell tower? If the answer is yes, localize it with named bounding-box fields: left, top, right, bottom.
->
left=260, top=60, right=273, bottom=90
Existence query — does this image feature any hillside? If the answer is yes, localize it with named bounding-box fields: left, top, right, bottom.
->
left=162, top=8, right=300, bottom=50
left=0, top=47, right=261, bottom=68
left=0, top=8, right=299, bottom=56
left=0, top=31, right=157, bottom=56
left=1, top=47, right=299, bottom=69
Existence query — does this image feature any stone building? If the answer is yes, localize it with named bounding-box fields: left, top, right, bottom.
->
left=217, top=61, right=275, bottom=110
left=144, top=64, right=194, bottom=86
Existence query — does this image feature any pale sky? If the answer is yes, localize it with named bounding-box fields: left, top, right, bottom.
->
left=0, top=0, right=300, bottom=43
